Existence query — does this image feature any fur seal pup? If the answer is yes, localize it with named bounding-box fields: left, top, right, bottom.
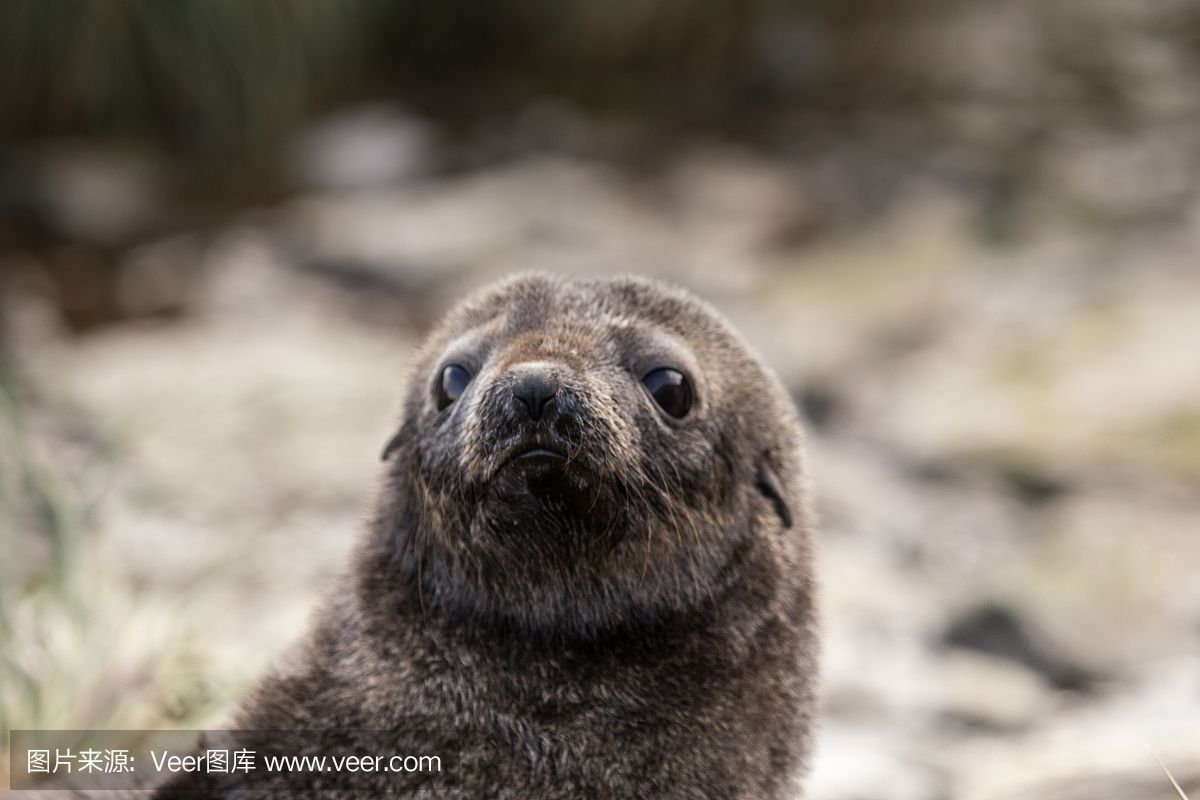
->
left=156, top=273, right=818, bottom=799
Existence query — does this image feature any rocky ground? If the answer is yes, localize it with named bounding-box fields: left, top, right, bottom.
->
left=4, top=87, right=1200, bottom=799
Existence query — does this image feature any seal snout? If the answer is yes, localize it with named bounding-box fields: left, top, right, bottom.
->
left=499, top=361, right=574, bottom=429
left=510, top=366, right=560, bottom=422
left=482, top=361, right=580, bottom=480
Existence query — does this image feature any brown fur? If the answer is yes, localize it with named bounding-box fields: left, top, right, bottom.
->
left=155, top=273, right=819, bottom=799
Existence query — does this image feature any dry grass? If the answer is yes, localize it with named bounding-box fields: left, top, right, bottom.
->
left=0, top=366, right=237, bottom=741
left=1150, top=748, right=1192, bottom=800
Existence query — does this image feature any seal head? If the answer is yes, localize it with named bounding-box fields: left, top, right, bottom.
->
left=376, top=273, right=803, bottom=638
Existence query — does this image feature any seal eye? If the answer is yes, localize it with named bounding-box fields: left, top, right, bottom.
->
left=437, top=364, right=472, bottom=410
left=642, top=367, right=692, bottom=418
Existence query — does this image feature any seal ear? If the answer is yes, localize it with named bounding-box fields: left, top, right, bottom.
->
left=380, top=429, right=405, bottom=461
left=755, top=451, right=793, bottom=529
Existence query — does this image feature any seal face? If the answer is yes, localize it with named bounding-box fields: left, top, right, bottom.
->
left=380, top=273, right=803, bottom=639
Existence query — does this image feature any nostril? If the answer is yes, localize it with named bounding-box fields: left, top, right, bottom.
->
left=512, top=373, right=559, bottom=421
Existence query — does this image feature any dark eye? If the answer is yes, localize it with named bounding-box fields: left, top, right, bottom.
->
left=437, top=364, right=472, bottom=410
left=642, top=367, right=692, bottom=418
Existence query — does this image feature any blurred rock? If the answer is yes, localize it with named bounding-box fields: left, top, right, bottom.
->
left=288, top=105, right=439, bottom=191
left=1002, top=492, right=1200, bottom=669
left=0, top=145, right=170, bottom=246
left=0, top=146, right=203, bottom=333
left=941, top=602, right=1100, bottom=692
left=1003, top=771, right=1200, bottom=800
left=809, top=724, right=946, bottom=800
left=931, top=649, right=1051, bottom=732
left=280, top=152, right=805, bottom=331
left=793, top=384, right=843, bottom=433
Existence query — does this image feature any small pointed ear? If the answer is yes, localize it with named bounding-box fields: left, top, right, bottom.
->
left=755, top=451, right=793, bottom=529
left=380, top=429, right=405, bottom=461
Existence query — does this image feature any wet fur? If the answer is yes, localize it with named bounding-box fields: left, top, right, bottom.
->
left=155, top=273, right=818, bottom=799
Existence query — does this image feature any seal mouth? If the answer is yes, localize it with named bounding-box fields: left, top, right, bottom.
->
left=512, top=447, right=565, bottom=462
left=480, top=431, right=580, bottom=489
left=486, top=435, right=573, bottom=485
left=500, top=444, right=567, bottom=471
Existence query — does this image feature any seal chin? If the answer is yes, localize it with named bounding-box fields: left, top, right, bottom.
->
left=480, top=465, right=616, bottom=545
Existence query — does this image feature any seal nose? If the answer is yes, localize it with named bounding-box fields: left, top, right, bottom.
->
left=511, top=368, right=559, bottom=421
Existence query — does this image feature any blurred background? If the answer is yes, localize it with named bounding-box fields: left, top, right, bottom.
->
left=2, top=1, right=1199, bottom=797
